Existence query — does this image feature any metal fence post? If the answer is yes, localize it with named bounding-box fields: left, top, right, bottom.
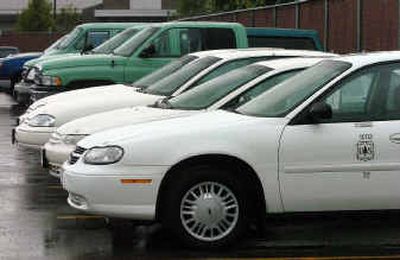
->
left=357, top=0, right=362, bottom=52
left=324, top=0, right=329, bottom=51
left=295, top=1, right=300, bottom=29
left=273, top=6, right=277, bottom=27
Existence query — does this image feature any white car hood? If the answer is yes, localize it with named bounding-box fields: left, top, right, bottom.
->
left=28, top=86, right=163, bottom=126
left=79, top=110, right=288, bottom=148
left=58, top=106, right=199, bottom=135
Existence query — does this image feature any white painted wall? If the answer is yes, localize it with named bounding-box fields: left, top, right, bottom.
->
left=129, top=0, right=161, bottom=10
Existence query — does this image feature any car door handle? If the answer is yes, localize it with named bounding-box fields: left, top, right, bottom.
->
left=389, top=134, right=400, bottom=144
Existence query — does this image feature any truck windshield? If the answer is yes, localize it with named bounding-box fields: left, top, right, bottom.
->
left=44, top=34, right=69, bottom=53
left=56, top=27, right=82, bottom=50
left=236, top=60, right=352, bottom=117
left=167, top=65, right=271, bottom=110
left=144, top=56, right=222, bottom=96
left=133, top=55, right=198, bottom=89
left=113, top=27, right=160, bottom=57
left=92, top=28, right=140, bottom=55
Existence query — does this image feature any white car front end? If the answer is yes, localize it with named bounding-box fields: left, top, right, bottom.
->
left=14, top=86, right=162, bottom=148
left=45, top=106, right=197, bottom=177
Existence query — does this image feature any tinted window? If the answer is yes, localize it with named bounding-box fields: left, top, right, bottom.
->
left=86, top=31, right=110, bottom=49
left=93, top=28, right=139, bottom=54
left=249, top=36, right=316, bottom=50
left=144, top=56, right=221, bottom=96
left=145, top=27, right=237, bottom=58
left=113, top=27, right=160, bottom=57
left=168, top=65, right=271, bottom=110
left=237, top=60, right=352, bottom=117
left=133, top=55, right=198, bottom=88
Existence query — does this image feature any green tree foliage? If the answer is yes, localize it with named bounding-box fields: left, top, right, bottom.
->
left=55, top=5, right=81, bottom=32
left=16, top=0, right=53, bottom=31
left=16, top=0, right=82, bottom=32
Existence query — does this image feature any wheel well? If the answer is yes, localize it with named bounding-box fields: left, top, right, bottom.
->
left=156, top=154, right=267, bottom=226
left=67, top=80, right=115, bottom=90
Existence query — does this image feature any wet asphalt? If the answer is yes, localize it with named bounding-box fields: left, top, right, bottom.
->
left=2, top=92, right=400, bottom=259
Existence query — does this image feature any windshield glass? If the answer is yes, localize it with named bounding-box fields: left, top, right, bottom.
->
left=133, top=55, right=197, bottom=89
left=237, top=60, right=352, bottom=117
left=92, top=28, right=140, bottom=54
left=56, top=27, right=82, bottom=50
left=145, top=56, right=222, bottom=96
left=113, top=27, right=159, bottom=57
left=168, top=65, right=272, bottom=110
left=44, top=34, right=68, bottom=53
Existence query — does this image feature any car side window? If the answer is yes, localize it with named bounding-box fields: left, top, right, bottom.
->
left=315, top=63, right=400, bottom=123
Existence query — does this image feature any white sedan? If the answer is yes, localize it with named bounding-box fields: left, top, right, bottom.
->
left=13, top=49, right=334, bottom=148
left=63, top=51, right=400, bottom=248
left=44, top=57, right=327, bottom=177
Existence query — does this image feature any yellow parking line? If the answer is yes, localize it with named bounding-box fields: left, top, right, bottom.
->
left=56, top=215, right=105, bottom=220
left=47, top=185, right=62, bottom=189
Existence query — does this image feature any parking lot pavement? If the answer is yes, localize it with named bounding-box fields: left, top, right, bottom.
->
left=3, top=92, right=400, bottom=258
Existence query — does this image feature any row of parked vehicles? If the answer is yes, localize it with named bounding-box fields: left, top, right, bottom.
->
left=9, top=21, right=400, bottom=248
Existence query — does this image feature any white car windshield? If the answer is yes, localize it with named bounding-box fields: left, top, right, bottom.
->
left=143, top=56, right=221, bottom=96
left=236, top=60, right=352, bottom=117
left=166, top=65, right=272, bottom=110
left=133, top=55, right=198, bottom=89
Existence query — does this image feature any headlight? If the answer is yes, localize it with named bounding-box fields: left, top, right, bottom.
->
left=26, top=68, right=36, bottom=81
left=62, top=134, right=88, bottom=145
left=35, top=75, right=62, bottom=87
left=83, top=146, right=124, bottom=165
left=27, top=114, right=55, bottom=127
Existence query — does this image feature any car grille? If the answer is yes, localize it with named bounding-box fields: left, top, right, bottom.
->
left=68, top=146, right=87, bottom=165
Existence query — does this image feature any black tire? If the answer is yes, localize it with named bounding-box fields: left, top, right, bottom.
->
left=161, top=164, right=249, bottom=249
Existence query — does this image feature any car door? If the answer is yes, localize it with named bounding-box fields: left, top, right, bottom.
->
left=278, top=62, right=400, bottom=212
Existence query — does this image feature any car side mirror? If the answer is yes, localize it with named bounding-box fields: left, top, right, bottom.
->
left=81, top=44, right=94, bottom=54
left=309, top=102, right=332, bottom=122
left=139, top=44, right=156, bottom=58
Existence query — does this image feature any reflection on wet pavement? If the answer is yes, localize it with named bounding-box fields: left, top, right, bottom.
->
left=1, top=92, right=400, bottom=258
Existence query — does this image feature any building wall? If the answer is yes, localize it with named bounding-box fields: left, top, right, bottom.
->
left=182, top=0, right=399, bottom=53
left=102, top=0, right=130, bottom=9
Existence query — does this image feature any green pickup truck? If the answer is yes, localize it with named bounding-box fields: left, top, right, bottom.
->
left=24, top=22, right=323, bottom=102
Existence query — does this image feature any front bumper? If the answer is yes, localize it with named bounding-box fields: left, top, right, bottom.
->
left=30, top=84, right=68, bottom=102
left=14, top=81, right=34, bottom=104
left=62, top=163, right=168, bottom=220
left=14, top=124, right=54, bottom=149
left=43, top=141, right=75, bottom=178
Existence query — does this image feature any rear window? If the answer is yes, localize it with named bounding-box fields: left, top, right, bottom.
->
left=248, top=36, right=317, bottom=50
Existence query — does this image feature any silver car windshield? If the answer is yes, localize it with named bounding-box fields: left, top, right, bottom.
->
left=236, top=60, right=352, bottom=117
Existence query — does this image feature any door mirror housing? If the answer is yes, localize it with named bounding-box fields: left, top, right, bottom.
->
left=309, top=102, right=332, bottom=122
left=81, top=44, right=94, bottom=54
left=139, top=44, right=156, bottom=58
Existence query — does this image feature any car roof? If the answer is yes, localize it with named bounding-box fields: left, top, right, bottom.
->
left=190, top=48, right=336, bottom=60
left=330, top=51, right=400, bottom=67
left=156, top=21, right=243, bottom=28
left=255, top=57, right=330, bottom=71
left=76, top=23, right=141, bottom=30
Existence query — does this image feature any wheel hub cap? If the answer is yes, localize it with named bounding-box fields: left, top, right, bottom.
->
left=180, top=181, right=239, bottom=242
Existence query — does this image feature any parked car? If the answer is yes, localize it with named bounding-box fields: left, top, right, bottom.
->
left=43, top=57, right=329, bottom=177
left=62, top=51, right=400, bottom=248
left=19, top=23, right=323, bottom=104
left=15, top=25, right=147, bottom=104
left=0, top=46, right=19, bottom=58
left=11, top=23, right=138, bottom=100
left=14, top=49, right=333, bottom=148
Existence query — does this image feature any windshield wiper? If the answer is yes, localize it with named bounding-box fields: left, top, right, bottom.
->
left=151, top=98, right=173, bottom=109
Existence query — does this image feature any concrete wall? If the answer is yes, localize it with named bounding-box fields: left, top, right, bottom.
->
left=182, top=0, right=400, bottom=53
